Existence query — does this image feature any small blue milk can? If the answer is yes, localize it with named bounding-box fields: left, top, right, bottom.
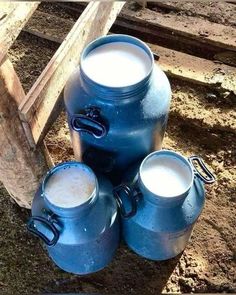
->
left=27, top=162, right=120, bottom=274
left=64, top=34, right=171, bottom=180
left=114, top=150, right=215, bottom=260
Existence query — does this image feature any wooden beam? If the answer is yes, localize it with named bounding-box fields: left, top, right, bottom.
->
left=121, top=4, right=236, bottom=52
left=22, top=10, right=236, bottom=97
left=149, top=43, right=236, bottom=96
left=0, top=2, right=39, bottom=65
left=57, top=2, right=236, bottom=66
left=147, top=1, right=236, bottom=27
left=19, top=1, right=125, bottom=145
left=0, top=58, right=48, bottom=208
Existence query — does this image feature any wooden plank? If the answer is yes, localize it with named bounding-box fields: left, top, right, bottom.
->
left=0, top=2, right=39, bottom=64
left=147, top=1, right=236, bottom=27
left=149, top=43, right=236, bottom=96
left=121, top=4, right=236, bottom=52
left=60, top=2, right=236, bottom=65
left=22, top=10, right=236, bottom=97
left=19, top=1, right=125, bottom=145
left=0, top=58, right=48, bottom=208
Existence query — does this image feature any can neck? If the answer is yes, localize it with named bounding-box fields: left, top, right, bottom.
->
left=138, top=176, right=189, bottom=208
left=44, top=190, right=98, bottom=218
left=137, top=150, right=196, bottom=208
left=80, top=69, right=152, bottom=100
left=42, top=161, right=99, bottom=218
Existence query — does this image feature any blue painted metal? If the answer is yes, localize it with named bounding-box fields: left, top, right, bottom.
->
left=27, top=162, right=120, bottom=275
left=64, top=34, right=171, bottom=180
left=114, top=150, right=215, bottom=261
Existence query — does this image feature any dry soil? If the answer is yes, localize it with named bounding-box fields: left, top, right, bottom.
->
left=0, top=2, right=235, bottom=294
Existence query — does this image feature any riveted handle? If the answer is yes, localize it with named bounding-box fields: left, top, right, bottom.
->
left=27, top=216, right=59, bottom=246
left=71, top=107, right=107, bottom=139
left=189, top=156, right=216, bottom=184
left=113, top=184, right=137, bottom=219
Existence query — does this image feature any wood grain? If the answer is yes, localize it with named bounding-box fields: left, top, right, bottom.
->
left=0, top=58, right=48, bottom=208
left=19, top=1, right=125, bottom=145
left=21, top=10, right=236, bottom=97
left=147, top=1, right=236, bottom=27
left=121, top=4, right=236, bottom=51
left=149, top=43, right=236, bottom=96
left=0, top=2, right=39, bottom=65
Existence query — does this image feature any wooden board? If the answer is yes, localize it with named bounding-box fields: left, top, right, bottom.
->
left=0, top=58, right=48, bottom=208
left=149, top=43, right=236, bottom=96
left=22, top=10, right=236, bottom=98
left=148, top=1, right=236, bottom=27
left=58, top=2, right=236, bottom=65
left=0, top=2, right=39, bottom=64
left=71, top=2, right=236, bottom=51
left=121, top=4, right=236, bottom=52
left=19, top=1, right=125, bottom=145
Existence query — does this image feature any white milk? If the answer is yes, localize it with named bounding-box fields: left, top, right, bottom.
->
left=82, top=41, right=152, bottom=87
left=44, top=165, right=96, bottom=208
left=140, top=156, right=192, bottom=197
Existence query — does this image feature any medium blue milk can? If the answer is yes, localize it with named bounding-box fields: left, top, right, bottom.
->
left=27, top=162, right=120, bottom=274
left=64, top=34, right=171, bottom=180
left=114, top=150, right=215, bottom=260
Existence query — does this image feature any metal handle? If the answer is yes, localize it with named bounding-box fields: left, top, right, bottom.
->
left=189, top=156, right=216, bottom=184
left=27, top=216, right=59, bottom=246
left=71, top=107, right=107, bottom=139
left=113, top=184, right=137, bottom=219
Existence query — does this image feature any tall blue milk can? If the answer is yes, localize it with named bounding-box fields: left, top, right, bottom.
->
left=114, top=150, right=215, bottom=260
left=27, top=162, right=120, bottom=274
left=64, top=34, right=171, bottom=180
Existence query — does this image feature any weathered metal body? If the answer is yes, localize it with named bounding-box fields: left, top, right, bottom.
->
left=64, top=35, right=171, bottom=180
left=114, top=150, right=215, bottom=261
left=27, top=162, right=120, bottom=275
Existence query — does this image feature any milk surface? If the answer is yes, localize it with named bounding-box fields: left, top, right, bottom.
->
left=44, top=165, right=96, bottom=208
left=140, top=156, right=192, bottom=197
left=82, top=42, right=152, bottom=87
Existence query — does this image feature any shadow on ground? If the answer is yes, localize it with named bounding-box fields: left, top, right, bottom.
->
left=0, top=184, right=180, bottom=295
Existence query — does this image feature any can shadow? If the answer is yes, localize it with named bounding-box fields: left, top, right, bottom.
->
left=45, top=243, right=182, bottom=294
left=105, top=243, right=182, bottom=294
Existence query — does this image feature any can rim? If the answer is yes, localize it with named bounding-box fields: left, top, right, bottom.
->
left=139, top=150, right=194, bottom=200
left=80, top=34, right=154, bottom=89
left=41, top=161, right=98, bottom=211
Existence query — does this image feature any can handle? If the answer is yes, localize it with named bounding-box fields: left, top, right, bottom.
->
left=71, top=107, right=107, bottom=139
left=189, top=156, right=216, bottom=184
left=27, top=216, right=59, bottom=246
left=113, top=184, right=137, bottom=219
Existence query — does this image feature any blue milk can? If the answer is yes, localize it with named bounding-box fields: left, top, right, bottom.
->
left=114, top=150, right=215, bottom=260
left=27, top=162, right=120, bottom=274
left=64, top=34, right=171, bottom=180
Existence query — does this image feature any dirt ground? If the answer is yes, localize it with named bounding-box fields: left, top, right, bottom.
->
left=0, top=2, right=236, bottom=294
left=147, top=1, right=236, bottom=27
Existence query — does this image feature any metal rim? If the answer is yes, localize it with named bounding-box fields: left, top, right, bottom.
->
left=139, top=150, right=194, bottom=199
left=80, top=34, right=154, bottom=89
left=41, top=161, right=98, bottom=210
